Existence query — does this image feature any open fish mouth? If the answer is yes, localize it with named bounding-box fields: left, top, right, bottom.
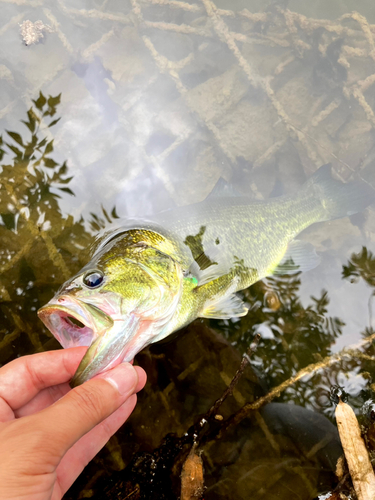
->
left=38, top=296, right=113, bottom=349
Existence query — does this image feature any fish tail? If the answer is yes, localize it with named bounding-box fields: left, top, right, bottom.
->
left=304, top=164, right=375, bottom=221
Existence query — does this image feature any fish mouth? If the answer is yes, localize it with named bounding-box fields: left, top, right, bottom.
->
left=38, top=296, right=114, bottom=349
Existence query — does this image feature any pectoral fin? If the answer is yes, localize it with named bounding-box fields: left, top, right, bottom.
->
left=190, top=258, right=230, bottom=286
left=200, top=293, right=248, bottom=319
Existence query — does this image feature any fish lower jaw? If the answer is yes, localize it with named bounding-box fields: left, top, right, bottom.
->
left=70, top=318, right=166, bottom=386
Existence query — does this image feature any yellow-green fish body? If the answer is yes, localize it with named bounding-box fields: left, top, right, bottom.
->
left=38, top=165, right=375, bottom=385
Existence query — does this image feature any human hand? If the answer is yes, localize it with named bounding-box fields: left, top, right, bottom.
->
left=0, top=347, right=146, bottom=500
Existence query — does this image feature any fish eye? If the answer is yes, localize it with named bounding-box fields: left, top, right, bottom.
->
left=83, top=271, right=104, bottom=288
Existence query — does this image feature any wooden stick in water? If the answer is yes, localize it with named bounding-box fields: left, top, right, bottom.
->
left=336, top=399, right=375, bottom=500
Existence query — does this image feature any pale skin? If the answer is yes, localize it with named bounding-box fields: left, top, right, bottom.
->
left=0, top=347, right=147, bottom=500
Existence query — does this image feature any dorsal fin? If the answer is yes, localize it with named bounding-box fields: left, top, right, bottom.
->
left=206, top=178, right=241, bottom=199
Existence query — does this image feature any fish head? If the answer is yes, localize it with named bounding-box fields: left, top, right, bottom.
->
left=38, top=229, right=184, bottom=385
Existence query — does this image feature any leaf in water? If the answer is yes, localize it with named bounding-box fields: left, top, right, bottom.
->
left=343, top=247, right=375, bottom=288
left=21, top=120, right=34, bottom=134
left=0, top=213, right=17, bottom=231
left=30, top=108, right=40, bottom=124
left=23, top=120, right=36, bottom=136
left=89, top=212, right=101, bottom=232
left=363, top=326, right=375, bottom=338
left=6, top=143, right=22, bottom=157
left=90, top=213, right=100, bottom=222
left=30, top=134, right=38, bottom=147
left=45, top=94, right=62, bottom=117
left=32, top=91, right=47, bottom=110
left=44, top=140, right=54, bottom=155
left=43, top=158, right=58, bottom=169
left=59, top=187, right=75, bottom=196
left=38, top=138, right=47, bottom=148
left=48, top=118, right=61, bottom=128
left=101, top=205, right=111, bottom=224
left=59, top=176, right=73, bottom=185
left=21, top=108, right=40, bottom=133
left=6, top=131, right=24, bottom=147
left=47, top=94, right=61, bottom=108
left=59, top=161, right=68, bottom=175
left=90, top=222, right=101, bottom=232
left=111, top=206, right=119, bottom=219
left=25, top=137, right=38, bottom=159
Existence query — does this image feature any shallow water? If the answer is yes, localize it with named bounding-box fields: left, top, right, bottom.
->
left=1, top=0, right=375, bottom=498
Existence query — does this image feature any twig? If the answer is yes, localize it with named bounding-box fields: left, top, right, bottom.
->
left=175, top=334, right=261, bottom=449
left=200, top=333, right=261, bottom=425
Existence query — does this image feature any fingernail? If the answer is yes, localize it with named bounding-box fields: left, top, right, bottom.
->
left=100, top=363, right=137, bottom=396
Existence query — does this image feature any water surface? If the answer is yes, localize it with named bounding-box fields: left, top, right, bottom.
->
left=1, top=0, right=375, bottom=498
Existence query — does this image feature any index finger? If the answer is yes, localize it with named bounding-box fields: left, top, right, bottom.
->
left=0, top=347, right=87, bottom=411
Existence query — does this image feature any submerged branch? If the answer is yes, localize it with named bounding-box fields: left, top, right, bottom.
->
left=336, top=399, right=375, bottom=500
left=217, top=330, right=375, bottom=439
left=170, top=334, right=261, bottom=461
left=200, top=333, right=261, bottom=424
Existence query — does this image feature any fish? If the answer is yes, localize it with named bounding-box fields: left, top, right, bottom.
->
left=38, top=165, right=375, bottom=386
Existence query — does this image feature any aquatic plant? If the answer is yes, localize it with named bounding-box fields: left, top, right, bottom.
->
left=0, top=93, right=93, bottom=362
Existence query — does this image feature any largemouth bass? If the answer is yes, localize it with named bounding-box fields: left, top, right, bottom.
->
left=38, top=165, right=374, bottom=386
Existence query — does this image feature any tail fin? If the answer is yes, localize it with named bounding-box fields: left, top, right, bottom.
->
left=305, top=164, right=375, bottom=221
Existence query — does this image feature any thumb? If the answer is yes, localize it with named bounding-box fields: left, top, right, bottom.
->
left=37, top=362, right=139, bottom=459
